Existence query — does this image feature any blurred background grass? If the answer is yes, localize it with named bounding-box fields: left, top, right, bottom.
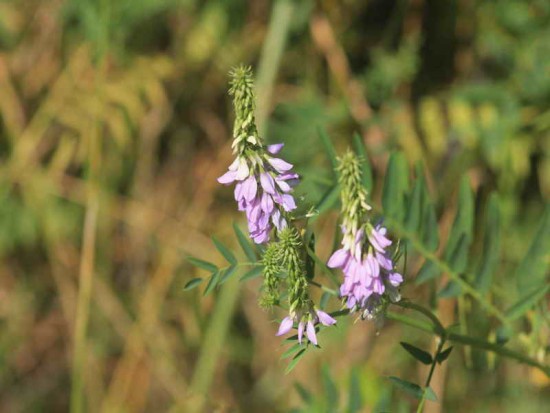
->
left=0, top=0, right=548, bottom=412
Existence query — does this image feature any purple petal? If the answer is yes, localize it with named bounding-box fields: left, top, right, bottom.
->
left=267, top=143, right=284, bottom=154
left=260, top=193, right=274, bottom=213
left=327, top=248, right=349, bottom=268
left=368, top=225, right=392, bottom=253
left=272, top=209, right=283, bottom=231
left=367, top=254, right=380, bottom=278
left=235, top=159, right=250, bottom=180
left=234, top=182, right=244, bottom=200
left=372, top=278, right=385, bottom=294
left=306, top=321, right=318, bottom=345
left=279, top=194, right=296, bottom=211
left=388, top=272, right=403, bottom=286
left=217, top=170, right=237, bottom=184
left=278, top=172, right=299, bottom=181
left=276, top=316, right=294, bottom=336
left=276, top=179, right=291, bottom=192
left=241, top=176, right=258, bottom=201
left=298, top=322, right=305, bottom=344
left=316, top=310, right=337, bottom=326
left=376, top=252, right=393, bottom=271
left=268, top=158, right=293, bottom=172
left=260, top=173, right=276, bottom=194
left=228, top=158, right=240, bottom=171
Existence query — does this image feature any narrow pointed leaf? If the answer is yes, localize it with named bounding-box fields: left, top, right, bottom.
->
left=444, top=176, right=474, bottom=261
left=320, top=291, right=331, bottom=310
left=218, top=265, right=237, bottom=285
left=318, top=126, right=338, bottom=171
left=437, top=280, right=462, bottom=298
left=285, top=348, right=307, bottom=374
left=475, top=194, right=501, bottom=293
left=352, top=132, right=373, bottom=192
left=421, top=202, right=439, bottom=251
left=382, top=152, right=409, bottom=223
left=516, top=206, right=550, bottom=293
left=405, top=177, right=424, bottom=233
left=400, top=342, right=433, bottom=365
left=415, top=260, right=440, bottom=284
left=305, top=233, right=315, bottom=280
left=347, top=367, right=363, bottom=413
left=239, top=266, right=263, bottom=281
left=187, top=257, right=218, bottom=273
left=212, top=236, right=237, bottom=264
left=505, top=285, right=550, bottom=321
left=448, top=233, right=469, bottom=273
left=183, top=278, right=203, bottom=290
left=233, top=222, right=257, bottom=261
left=281, top=343, right=302, bottom=360
left=315, top=185, right=340, bottom=214
left=388, top=377, right=436, bottom=401
left=203, top=271, right=221, bottom=296
left=436, top=346, right=453, bottom=364
left=294, top=383, right=313, bottom=405
left=322, top=365, right=339, bottom=411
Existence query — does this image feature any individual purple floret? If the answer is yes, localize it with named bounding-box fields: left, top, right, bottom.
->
left=276, top=308, right=337, bottom=345
left=328, top=224, right=403, bottom=318
left=217, top=144, right=299, bottom=244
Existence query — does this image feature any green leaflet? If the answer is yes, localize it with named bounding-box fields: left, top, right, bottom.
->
left=436, top=346, right=453, bottom=364
left=318, top=126, right=338, bottom=172
left=515, top=206, right=550, bottom=293
left=474, top=194, right=501, bottom=294
left=232, top=222, right=257, bottom=261
left=404, top=172, right=424, bottom=234
left=352, top=132, right=373, bottom=193
left=400, top=342, right=433, bottom=365
left=212, top=236, right=237, bottom=265
left=347, top=367, right=363, bottom=413
left=438, top=280, right=462, bottom=298
left=314, top=184, right=340, bottom=215
left=203, top=270, right=221, bottom=296
left=285, top=348, right=307, bottom=374
left=239, top=266, right=263, bottom=281
left=187, top=257, right=218, bottom=273
left=183, top=277, right=203, bottom=290
left=388, top=377, right=437, bottom=401
left=444, top=176, right=474, bottom=262
left=382, top=152, right=410, bottom=223
left=322, top=365, right=339, bottom=411
left=505, top=284, right=550, bottom=321
left=415, top=260, right=439, bottom=285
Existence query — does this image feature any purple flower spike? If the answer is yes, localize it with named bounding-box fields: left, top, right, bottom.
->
left=217, top=141, right=299, bottom=244
left=276, top=316, right=294, bottom=336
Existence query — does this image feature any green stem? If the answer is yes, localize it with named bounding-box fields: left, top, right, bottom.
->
left=417, top=338, right=445, bottom=413
left=255, top=0, right=295, bottom=135
left=309, top=279, right=339, bottom=296
left=188, top=2, right=294, bottom=409
left=388, top=302, right=550, bottom=377
left=384, top=215, right=510, bottom=326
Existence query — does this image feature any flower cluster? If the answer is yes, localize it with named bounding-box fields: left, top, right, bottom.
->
left=274, top=228, right=336, bottom=344
left=217, top=66, right=298, bottom=244
left=327, top=151, right=403, bottom=320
